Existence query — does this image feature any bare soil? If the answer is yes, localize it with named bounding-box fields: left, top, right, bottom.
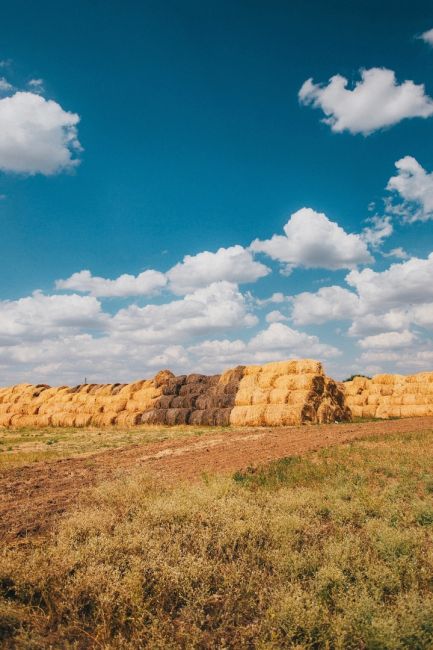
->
left=2, top=417, right=433, bottom=544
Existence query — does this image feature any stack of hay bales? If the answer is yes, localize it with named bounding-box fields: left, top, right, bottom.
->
left=141, top=366, right=245, bottom=426
left=344, top=372, right=433, bottom=419
left=0, top=359, right=351, bottom=428
left=229, top=360, right=350, bottom=426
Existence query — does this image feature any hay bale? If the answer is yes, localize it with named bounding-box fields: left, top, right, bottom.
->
left=230, top=405, right=267, bottom=426
left=0, top=414, right=12, bottom=427
left=116, top=411, right=143, bottom=427
left=74, top=414, right=92, bottom=427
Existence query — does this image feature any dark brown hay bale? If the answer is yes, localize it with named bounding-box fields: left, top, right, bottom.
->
left=178, top=384, right=208, bottom=397
left=153, top=395, right=174, bottom=409
left=165, top=408, right=192, bottom=425
left=188, top=410, right=205, bottom=426
left=170, top=395, right=195, bottom=409
left=199, top=408, right=219, bottom=426
left=213, top=408, right=231, bottom=426
left=141, top=410, right=167, bottom=425
left=186, top=374, right=209, bottom=384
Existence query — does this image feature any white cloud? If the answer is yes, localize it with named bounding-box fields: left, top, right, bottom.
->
left=188, top=323, right=340, bottom=373
left=265, top=310, right=287, bottom=323
left=346, top=253, right=433, bottom=310
left=250, top=207, right=372, bottom=272
left=0, top=91, right=81, bottom=175
left=361, top=215, right=393, bottom=248
left=0, top=78, right=13, bottom=92
left=248, top=322, right=339, bottom=358
left=419, top=28, right=433, bottom=46
left=291, top=286, right=360, bottom=326
left=386, top=156, right=433, bottom=222
left=358, top=329, right=416, bottom=349
left=28, top=78, right=44, bottom=92
left=56, top=269, right=167, bottom=297
left=383, top=247, right=409, bottom=260
left=111, top=281, right=257, bottom=344
left=0, top=292, right=105, bottom=344
left=166, top=244, right=270, bottom=295
left=299, top=68, right=433, bottom=135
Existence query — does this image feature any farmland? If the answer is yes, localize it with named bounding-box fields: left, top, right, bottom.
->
left=1, top=418, right=433, bottom=647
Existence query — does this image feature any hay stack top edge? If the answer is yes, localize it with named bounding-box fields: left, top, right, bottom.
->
left=0, top=359, right=350, bottom=428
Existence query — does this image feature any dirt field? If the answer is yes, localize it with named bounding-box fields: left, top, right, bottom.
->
left=2, top=416, right=433, bottom=545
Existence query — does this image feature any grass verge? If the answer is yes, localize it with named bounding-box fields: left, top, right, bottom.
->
left=1, top=429, right=433, bottom=648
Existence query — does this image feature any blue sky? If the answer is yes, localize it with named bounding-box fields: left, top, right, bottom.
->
left=1, top=0, right=433, bottom=385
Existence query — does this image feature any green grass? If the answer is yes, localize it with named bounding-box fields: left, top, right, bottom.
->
left=1, top=429, right=433, bottom=648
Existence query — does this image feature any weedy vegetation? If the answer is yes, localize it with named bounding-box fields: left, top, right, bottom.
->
left=1, top=429, right=433, bottom=648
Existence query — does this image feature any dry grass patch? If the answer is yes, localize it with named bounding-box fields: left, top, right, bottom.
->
left=1, top=430, right=433, bottom=648
left=0, top=425, right=224, bottom=470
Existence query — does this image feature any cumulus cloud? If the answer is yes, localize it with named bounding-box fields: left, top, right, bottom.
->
left=188, top=323, right=340, bottom=373
left=299, top=68, right=433, bottom=135
left=419, top=28, right=433, bottom=46
left=291, top=286, right=360, bottom=326
left=27, top=78, right=44, bottom=92
left=250, top=207, right=372, bottom=272
left=111, top=282, right=257, bottom=344
left=346, top=253, right=433, bottom=310
left=166, top=245, right=270, bottom=295
left=358, top=330, right=416, bottom=349
left=265, top=310, right=287, bottom=323
left=56, top=269, right=167, bottom=297
left=383, top=247, right=409, bottom=260
left=0, top=292, right=106, bottom=344
left=0, top=78, right=13, bottom=92
left=361, top=215, right=393, bottom=248
left=386, top=156, right=433, bottom=222
left=0, top=91, right=81, bottom=174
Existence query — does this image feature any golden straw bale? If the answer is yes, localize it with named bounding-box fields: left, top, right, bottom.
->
left=229, top=405, right=266, bottom=426
left=375, top=405, right=391, bottom=419
left=102, top=399, right=127, bottom=413
left=273, top=375, right=312, bottom=391
left=49, top=413, right=75, bottom=427
left=268, top=388, right=289, bottom=404
left=10, top=415, right=38, bottom=427
left=0, top=414, right=12, bottom=427
left=264, top=404, right=302, bottom=426
left=405, top=372, right=432, bottom=384
left=400, top=405, right=432, bottom=418
left=243, top=365, right=262, bottom=376
left=92, top=385, right=114, bottom=396
left=367, top=395, right=380, bottom=406
left=90, top=412, right=118, bottom=427
left=251, top=388, right=270, bottom=405
left=73, top=414, right=92, bottom=427
left=286, top=389, right=311, bottom=406
left=234, top=388, right=253, bottom=406
left=362, top=405, right=377, bottom=418
left=115, top=411, right=143, bottom=427
left=256, top=372, right=278, bottom=389
left=33, top=414, right=52, bottom=427
left=401, top=394, right=417, bottom=405
left=372, top=374, right=404, bottom=385
left=236, top=375, right=258, bottom=391
left=0, top=404, right=12, bottom=414
left=349, top=405, right=363, bottom=418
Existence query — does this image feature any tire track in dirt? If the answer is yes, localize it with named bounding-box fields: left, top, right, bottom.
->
left=1, top=417, right=433, bottom=544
